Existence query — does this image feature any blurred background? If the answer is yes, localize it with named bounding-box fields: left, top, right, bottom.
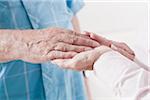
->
left=78, top=1, right=149, bottom=66
left=77, top=1, right=149, bottom=99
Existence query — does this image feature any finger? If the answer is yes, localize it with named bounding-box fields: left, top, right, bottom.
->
left=72, top=36, right=100, bottom=48
left=82, top=31, right=91, bottom=37
left=61, top=33, right=100, bottom=48
left=75, top=31, right=91, bottom=39
left=66, top=29, right=91, bottom=39
left=84, top=32, right=112, bottom=47
left=54, top=42, right=92, bottom=53
left=118, top=49, right=135, bottom=60
left=111, top=44, right=135, bottom=60
left=94, top=46, right=112, bottom=54
left=48, top=51, right=77, bottom=60
left=112, top=41, right=135, bottom=55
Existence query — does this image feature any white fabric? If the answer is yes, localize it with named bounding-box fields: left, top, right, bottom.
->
left=86, top=51, right=150, bottom=100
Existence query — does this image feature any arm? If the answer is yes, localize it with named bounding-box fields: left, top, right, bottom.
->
left=0, top=30, right=24, bottom=62
left=0, top=28, right=100, bottom=63
left=92, top=51, right=150, bottom=99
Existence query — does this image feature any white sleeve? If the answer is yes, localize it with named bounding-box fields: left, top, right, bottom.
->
left=90, top=51, right=150, bottom=99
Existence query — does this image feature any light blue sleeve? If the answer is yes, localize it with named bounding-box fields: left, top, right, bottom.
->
left=67, top=0, right=85, bottom=15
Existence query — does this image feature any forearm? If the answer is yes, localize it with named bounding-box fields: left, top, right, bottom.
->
left=0, top=28, right=76, bottom=63
left=0, top=29, right=33, bottom=62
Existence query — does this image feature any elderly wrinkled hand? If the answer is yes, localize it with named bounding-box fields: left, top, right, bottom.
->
left=52, top=32, right=135, bottom=71
left=21, top=28, right=101, bottom=63
left=0, top=28, right=100, bottom=63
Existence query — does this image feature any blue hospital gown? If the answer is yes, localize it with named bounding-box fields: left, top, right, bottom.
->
left=0, top=0, right=86, bottom=100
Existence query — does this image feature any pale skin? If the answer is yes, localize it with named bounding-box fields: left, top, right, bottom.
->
left=52, top=33, right=135, bottom=71
left=0, top=27, right=100, bottom=63
left=0, top=16, right=135, bottom=70
left=52, top=17, right=135, bottom=71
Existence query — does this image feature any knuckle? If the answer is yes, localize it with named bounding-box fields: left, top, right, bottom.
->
left=72, top=36, right=78, bottom=44
left=67, top=35, right=76, bottom=44
left=52, top=43, right=58, bottom=50
left=70, top=31, right=79, bottom=42
left=53, top=43, right=64, bottom=50
left=59, top=43, right=67, bottom=51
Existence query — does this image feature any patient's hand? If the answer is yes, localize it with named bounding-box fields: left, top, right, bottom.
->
left=52, top=46, right=112, bottom=71
left=84, top=32, right=135, bottom=60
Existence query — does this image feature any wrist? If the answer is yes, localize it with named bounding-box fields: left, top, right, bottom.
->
left=7, top=30, right=29, bottom=60
left=0, top=31, right=22, bottom=61
left=13, top=29, right=50, bottom=60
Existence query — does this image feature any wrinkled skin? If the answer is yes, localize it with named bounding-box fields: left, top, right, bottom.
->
left=11, top=28, right=100, bottom=63
left=52, top=46, right=112, bottom=71
left=52, top=32, right=135, bottom=71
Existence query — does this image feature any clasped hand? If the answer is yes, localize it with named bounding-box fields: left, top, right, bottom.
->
left=52, top=32, right=135, bottom=71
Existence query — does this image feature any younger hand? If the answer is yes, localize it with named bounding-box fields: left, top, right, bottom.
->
left=83, top=32, right=135, bottom=60
left=52, top=46, right=112, bottom=71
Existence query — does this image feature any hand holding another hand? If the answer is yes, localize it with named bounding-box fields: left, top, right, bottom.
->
left=52, top=46, right=112, bottom=71
left=84, top=32, right=135, bottom=60
left=15, top=28, right=100, bottom=63
left=52, top=32, right=135, bottom=71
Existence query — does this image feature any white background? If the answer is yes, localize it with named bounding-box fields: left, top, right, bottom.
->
left=78, top=1, right=149, bottom=65
left=77, top=1, right=149, bottom=99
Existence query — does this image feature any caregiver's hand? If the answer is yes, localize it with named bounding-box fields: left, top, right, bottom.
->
left=52, top=46, right=112, bottom=71
left=84, top=32, right=135, bottom=60
left=0, top=28, right=100, bottom=63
